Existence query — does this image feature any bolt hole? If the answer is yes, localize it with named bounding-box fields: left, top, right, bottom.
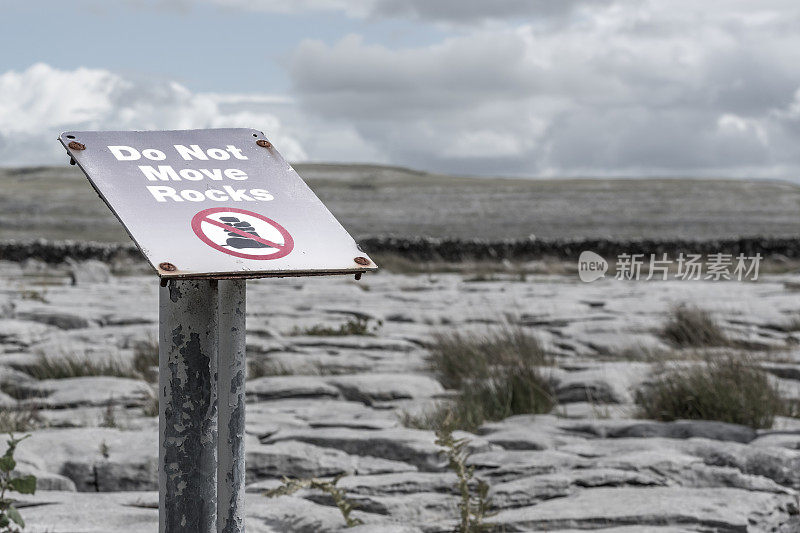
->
left=66, top=135, right=75, bottom=139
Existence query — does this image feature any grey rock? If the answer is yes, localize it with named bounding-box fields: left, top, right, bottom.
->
left=490, top=468, right=664, bottom=509
left=605, top=420, right=757, bottom=443
left=751, top=432, right=800, bottom=450
left=68, top=259, right=112, bottom=285
left=245, top=399, right=400, bottom=436
left=247, top=376, right=342, bottom=401
left=15, top=308, right=97, bottom=330
left=312, top=492, right=456, bottom=524
left=21, top=491, right=158, bottom=533
left=325, top=373, right=444, bottom=404
left=16, top=428, right=157, bottom=491
left=468, top=449, right=588, bottom=482
left=492, top=487, right=796, bottom=532
left=561, top=437, right=800, bottom=492
left=343, top=526, right=423, bottom=533
left=490, top=487, right=797, bottom=532
left=264, top=427, right=493, bottom=471
left=290, top=336, right=417, bottom=353
left=0, top=319, right=54, bottom=347
left=248, top=494, right=379, bottom=533
left=489, top=474, right=571, bottom=508
left=553, top=362, right=651, bottom=404
left=18, top=376, right=152, bottom=409
left=686, top=438, right=800, bottom=490
left=14, top=465, right=77, bottom=491
left=246, top=438, right=416, bottom=482
left=337, top=472, right=459, bottom=496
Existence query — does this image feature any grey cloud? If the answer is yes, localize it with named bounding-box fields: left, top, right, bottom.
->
left=170, top=0, right=616, bottom=24
left=369, top=0, right=613, bottom=23
left=287, top=1, right=800, bottom=177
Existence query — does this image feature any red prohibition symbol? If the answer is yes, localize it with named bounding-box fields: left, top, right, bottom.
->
left=191, top=207, right=294, bottom=260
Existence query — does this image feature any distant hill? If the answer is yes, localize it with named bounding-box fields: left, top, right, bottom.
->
left=2, top=164, right=799, bottom=242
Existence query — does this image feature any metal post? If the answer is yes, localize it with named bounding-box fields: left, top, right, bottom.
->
left=159, top=280, right=219, bottom=533
left=217, top=280, right=247, bottom=533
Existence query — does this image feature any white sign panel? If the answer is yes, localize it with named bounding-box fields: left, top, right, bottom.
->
left=59, top=129, right=377, bottom=279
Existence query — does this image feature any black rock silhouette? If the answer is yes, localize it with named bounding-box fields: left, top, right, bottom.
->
left=219, top=217, right=269, bottom=249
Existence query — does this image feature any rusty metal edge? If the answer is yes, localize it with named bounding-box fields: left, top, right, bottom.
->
left=156, top=267, right=377, bottom=280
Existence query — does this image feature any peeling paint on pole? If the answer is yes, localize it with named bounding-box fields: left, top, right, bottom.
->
left=217, top=280, right=246, bottom=533
left=160, top=280, right=219, bottom=533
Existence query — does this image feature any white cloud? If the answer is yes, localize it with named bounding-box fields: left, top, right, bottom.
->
left=287, top=0, right=800, bottom=177
left=0, top=63, right=306, bottom=166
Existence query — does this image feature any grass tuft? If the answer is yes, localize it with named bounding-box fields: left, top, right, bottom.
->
left=661, top=305, right=728, bottom=348
left=407, top=326, right=554, bottom=433
left=132, top=339, right=159, bottom=383
left=429, top=327, right=549, bottom=390
left=17, top=353, right=138, bottom=380
left=636, top=353, right=784, bottom=429
left=291, top=316, right=378, bottom=337
left=248, top=359, right=295, bottom=379
left=142, top=394, right=159, bottom=417
left=0, top=407, right=42, bottom=433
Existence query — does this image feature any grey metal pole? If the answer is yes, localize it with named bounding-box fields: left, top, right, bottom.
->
left=159, top=279, right=219, bottom=533
left=217, top=280, right=247, bottom=533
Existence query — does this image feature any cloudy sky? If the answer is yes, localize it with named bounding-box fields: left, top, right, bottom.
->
left=2, top=0, right=800, bottom=178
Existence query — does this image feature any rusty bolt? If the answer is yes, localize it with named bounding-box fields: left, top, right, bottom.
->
left=354, top=256, right=370, bottom=266
left=256, top=139, right=272, bottom=148
left=159, top=262, right=177, bottom=272
left=68, top=141, right=85, bottom=151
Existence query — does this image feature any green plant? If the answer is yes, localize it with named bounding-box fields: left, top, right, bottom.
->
left=264, top=475, right=362, bottom=528
left=0, top=434, right=36, bottom=532
left=636, top=353, right=784, bottom=429
left=290, top=316, right=379, bottom=337
left=661, top=305, right=728, bottom=348
left=410, top=326, right=554, bottom=432
left=436, top=427, right=493, bottom=533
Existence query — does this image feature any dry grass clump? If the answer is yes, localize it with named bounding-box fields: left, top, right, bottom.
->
left=132, top=339, right=159, bottom=383
left=248, top=359, right=294, bottom=379
left=290, top=316, right=378, bottom=337
left=18, top=353, right=138, bottom=380
left=407, top=326, right=555, bottom=433
left=430, top=327, right=548, bottom=389
left=660, top=305, right=728, bottom=348
left=636, top=353, right=784, bottom=429
left=0, top=407, right=42, bottom=433
left=13, top=338, right=159, bottom=383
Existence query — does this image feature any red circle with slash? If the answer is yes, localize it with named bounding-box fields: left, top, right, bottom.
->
left=191, top=207, right=294, bottom=260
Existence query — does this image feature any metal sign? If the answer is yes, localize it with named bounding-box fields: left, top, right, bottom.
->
left=59, top=129, right=376, bottom=279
